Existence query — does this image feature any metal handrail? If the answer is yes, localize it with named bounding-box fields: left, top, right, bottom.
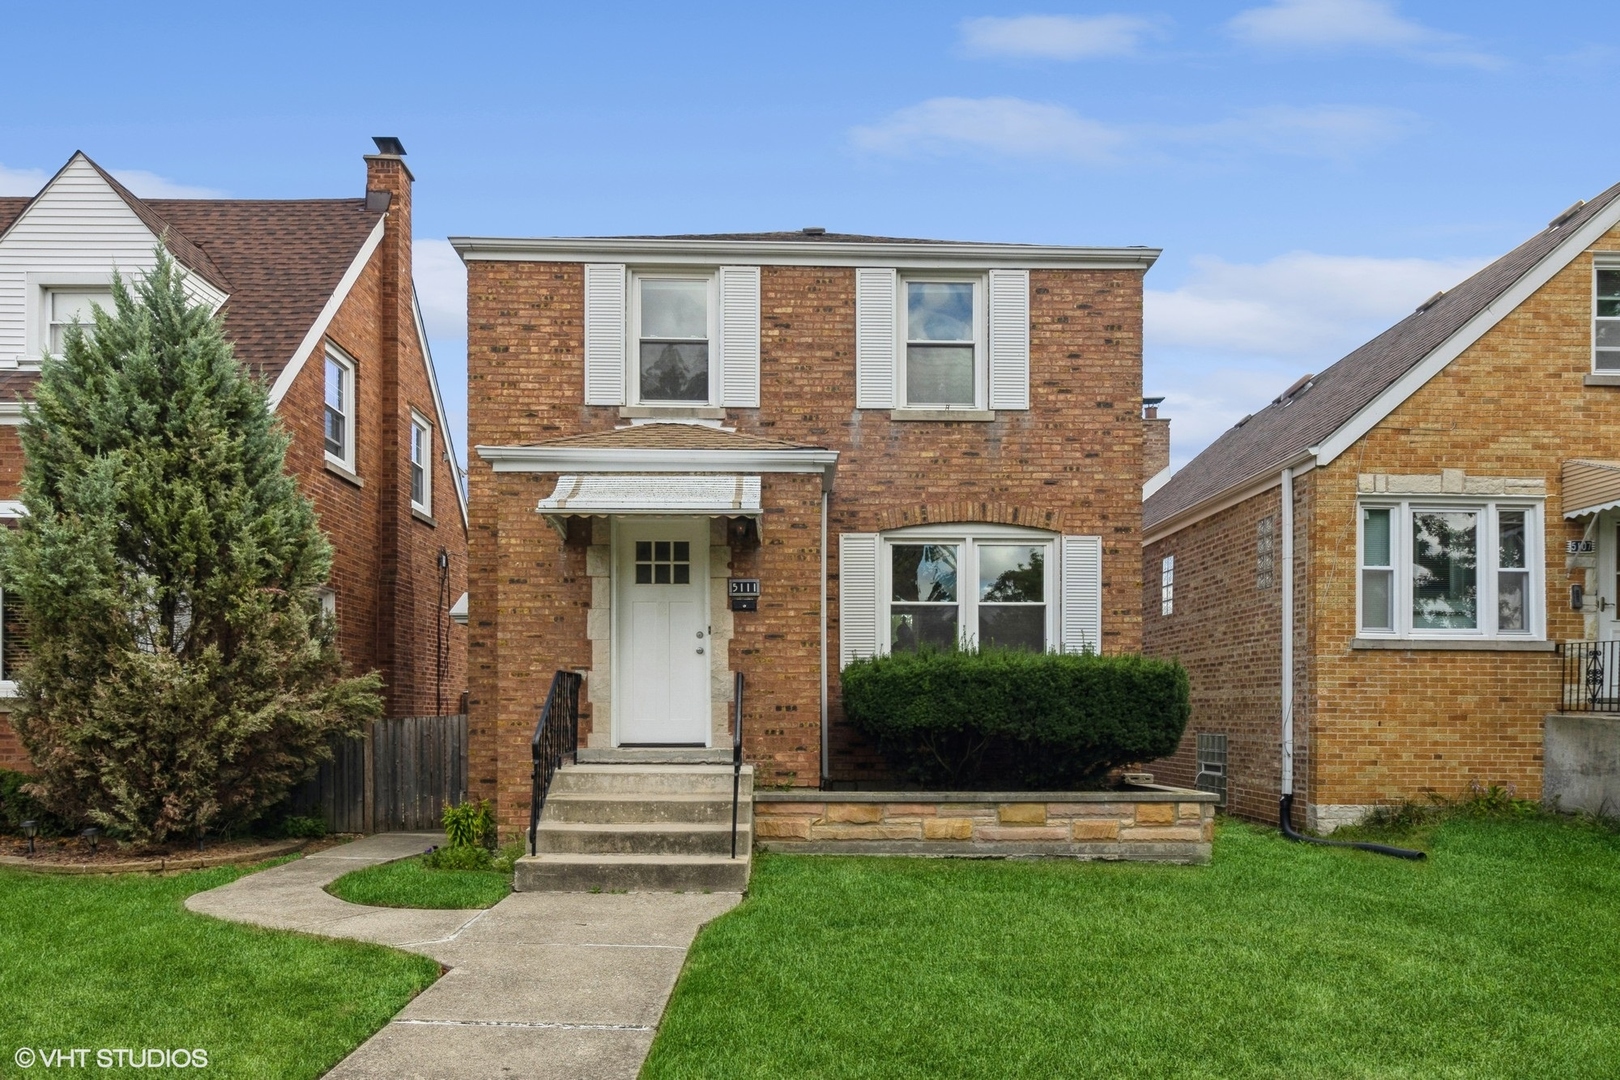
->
left=731, top=672, right=744, bottom=859
left=1557, top=641, right=1620, bottom=713
left=529, top=670, right=583, bottom=856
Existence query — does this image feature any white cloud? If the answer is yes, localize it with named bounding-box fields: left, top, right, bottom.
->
left=110, top=169, right=224, bottom=199
left=853, top=98, right=1412, bottom=164
left=851, top=97, right=1126, bottom=163
left=1228, top=0, right=1500, bottom=67
left=413, top=238, right=467, bottom=340
left=0, top=164, right=48, bottom=196
left=959, top=14, right=1162, bottom=60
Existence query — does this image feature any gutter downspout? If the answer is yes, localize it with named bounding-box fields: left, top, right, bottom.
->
left=1276, top=463, right=1425, bottom=861
left=820, top=488, right=830, bottom=790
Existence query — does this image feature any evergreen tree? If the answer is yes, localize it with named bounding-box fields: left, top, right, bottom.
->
left=0, top=251, right=381, bottom=844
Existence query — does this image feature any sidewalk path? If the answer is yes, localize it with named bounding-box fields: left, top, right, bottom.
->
left=186, top=832, right=742, bottom=1079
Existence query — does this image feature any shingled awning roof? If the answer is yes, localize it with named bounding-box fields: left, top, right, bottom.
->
left=527, top=424, right=824, bottom=452
left=1145, top=181, right=1620, bottom=533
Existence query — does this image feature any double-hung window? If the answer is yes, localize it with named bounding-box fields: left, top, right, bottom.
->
left=886, top=529, right=1052, bottom=652
left=1597, top=266, right=1620, bottom=371
left=46, top=288, right=113, bottom=357
left=632, top=273, right=714, bottom=405
left=324, top=347, right=356, bottom=472
left=902, top=278, right=981, bottom=408
left=1358, top=500, right=1542, bottom=639
left=409, top=411, right=432, bottom=514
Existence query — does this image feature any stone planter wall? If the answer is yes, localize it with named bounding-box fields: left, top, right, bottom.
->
left=754, top=786, right=1217, bottom=863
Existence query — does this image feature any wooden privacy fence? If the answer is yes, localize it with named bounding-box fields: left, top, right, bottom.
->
left=289, top=714, right=468, bottom=833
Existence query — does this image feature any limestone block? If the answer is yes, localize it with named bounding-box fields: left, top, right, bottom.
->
left=1358, top=474, right=1376, bottom=493
left=586, top=545, right=611, bottom=577
left=924, top=818, right=973, bottom=840
left=1442, top=468, right=1465, bottom=493
left=586, top=608, right=611, bottom=642
left=710, top=546, right=731, bottom=576
left=810, top=823, right=923, bottom=841
left=755, top=818, right=812, bottom=840
left=825, top=803, right=883, bottom=824
left=998, top=803, right=1048, bottom=826
left=975, top=825, right=1070, bottom=842
left=1505, top=477, right=1547, bottom=494
left=1062, top=802, right=1135, bottom=817
left=1134, top=802, right=1176, bottom=825
left=1120, top=825, right=1205, bottom=842
left=1387, top=473, right=1443, bottom=494
left=1071, top=819, right=1120, bottom=841
left=1463, top=476, right=1506, bottom=494
left=884, top=803, right=939, bottom=818
left=1178, top=802, right=1204, bottom=821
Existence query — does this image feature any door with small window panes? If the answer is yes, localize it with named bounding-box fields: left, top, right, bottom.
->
left=614, top=519, right=710, bottom=745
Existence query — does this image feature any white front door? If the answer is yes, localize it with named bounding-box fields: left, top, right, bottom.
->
left=1599, top=511, right=1620, bottom=643
left=614, top=518, right=711, bottom=745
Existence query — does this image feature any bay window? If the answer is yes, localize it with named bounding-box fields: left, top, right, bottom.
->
left=1357, top=500, right=1542, bottom=639
left=886, top=528, right=1053, bottom=652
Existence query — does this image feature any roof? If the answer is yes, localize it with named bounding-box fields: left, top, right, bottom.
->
left=538, top=474, right=764, bottom=517
left=612, top=231, right=969, bottom=245
left=528, top=424, right=824, bottom=452
left=0, top=198, right=28, bottom=235
left=1562, top=459, right=1620, bottom=518
left=1144, top=180, right=1620, bottom=532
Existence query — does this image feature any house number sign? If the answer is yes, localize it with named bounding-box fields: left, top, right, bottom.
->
left=729, top=578, right=760, bottom=612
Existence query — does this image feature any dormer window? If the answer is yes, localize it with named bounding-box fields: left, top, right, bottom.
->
left=46, top=288, right=113, bottom=356
left=633, top=274, right=714, bottom=404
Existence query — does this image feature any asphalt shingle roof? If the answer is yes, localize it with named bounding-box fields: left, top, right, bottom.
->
left=528, top=424, right=824, bottom=451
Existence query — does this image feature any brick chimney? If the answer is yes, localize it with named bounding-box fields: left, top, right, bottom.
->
left=1142, top=397, right=1170, bottom=483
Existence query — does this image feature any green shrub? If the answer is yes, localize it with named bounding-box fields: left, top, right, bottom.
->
left=0, top=769, right=66, bottom=835
left=277, top=815, right=327, bottom=839
left=441, top=799, right=495, bottom=850
left=424, top=844, right=493, bottom=871
left=841, top=648, right=1190, bottom=789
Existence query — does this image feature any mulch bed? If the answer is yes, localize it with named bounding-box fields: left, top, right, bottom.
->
left=0, top=834, right=354, bottom=875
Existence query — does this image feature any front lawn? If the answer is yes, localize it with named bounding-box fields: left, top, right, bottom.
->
left=645, top=817, right=1620, bottom=1080
left=326, top=853, right=512, bottom=909
left=0, top=859, right=438, bottom=1077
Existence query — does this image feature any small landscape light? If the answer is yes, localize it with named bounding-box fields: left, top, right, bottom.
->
left=81, top=827, right=100, bottom=854
left=20, top=819, right=38, bottom=856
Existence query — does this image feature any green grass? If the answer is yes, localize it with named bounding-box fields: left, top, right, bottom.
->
left=325, top=854, right=512, bottom=909
left=644, top=817, right=1620, bottom=1080
left=0, top=857, right=438, bottom=1078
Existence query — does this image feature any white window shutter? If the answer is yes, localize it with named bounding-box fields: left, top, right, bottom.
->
left=988, top=268, right=1029, bottom=410
left=855, top=268, right=897, bottom=409
left=718, top=265, right=761, bottom=407
left=839, top=533, right=881, bottom=666
left=1061, top=535, right=1103, bottom=654
left=583, top=264, right=627, bottom=406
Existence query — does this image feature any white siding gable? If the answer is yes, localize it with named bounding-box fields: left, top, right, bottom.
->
left=0, top=154, right=225, bottom=368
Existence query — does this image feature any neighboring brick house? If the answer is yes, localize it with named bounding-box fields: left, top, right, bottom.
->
left=1142, top=182, right=1620, bottom=832
left=453, top=231, right=1158, bottom=829
left=0, top=139, right=468, bottom=771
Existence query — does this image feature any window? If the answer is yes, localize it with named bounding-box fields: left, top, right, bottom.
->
left=0, top=587, right=20, bottom=693
left=46, top=288, right=113, bottom=356
left=633, top=274, right=713, bottom=404
left=635, top=540, right=691, bottom=585
left=324, top=348, right=355, bottom=471
left=1358, top=500, right=1542, bottom=638
left=1597, top=268, right=1620, bottom=371
left=903, top=278, right=981, bottom=408
left=318, top=588, right=337, bottom=622
left=409, top=412, right=432, bottom=513
left=1256, top=517, right=1275, bottom=590
left=1160, top=555, right=1175, bottom=616
left=886, top=531, right=1052, bottom=652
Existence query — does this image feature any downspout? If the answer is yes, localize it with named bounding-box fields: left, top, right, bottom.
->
left=1276, top=464, right=1425, bottom=861
left=820, top=488, right=830, bottom=789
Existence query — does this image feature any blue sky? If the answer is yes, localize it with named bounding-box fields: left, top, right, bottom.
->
left=3, top=1, right=1616, bottom=472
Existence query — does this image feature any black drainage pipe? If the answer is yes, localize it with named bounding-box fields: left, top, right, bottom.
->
left=1279, top=794, right=1426, bottom=861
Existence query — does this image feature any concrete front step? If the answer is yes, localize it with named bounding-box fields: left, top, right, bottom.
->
left=544, top=791, right=753, bottom=824
left=577, top=747, right=735, bottom=765
left=514, top=853, right=751, bottom=892
left=549, top=764, right=753, bottom=796
left=535, top=820, right=752, bottom=857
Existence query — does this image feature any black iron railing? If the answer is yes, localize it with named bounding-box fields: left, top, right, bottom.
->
left=529, top=670, right=583, bottom=856
left=731, top=672, right=744, bottom=860
left=1558, top=641, right=1620, bottom=713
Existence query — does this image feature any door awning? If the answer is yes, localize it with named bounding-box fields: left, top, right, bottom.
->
left=537, top=474, right=762, bottom=534
left=1563, top=459, right=1620, bottom=518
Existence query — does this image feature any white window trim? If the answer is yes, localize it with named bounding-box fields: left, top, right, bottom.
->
left=20, top=273, right=116, bottom=368
left=1356, top=496, right=1545, bottom=641
left=1594, top=257, right=1620, bottom=373
left=628, top=269, right=719, bottom=408
left=878, top=523, right=1056, bottom=654
left=409, top=409, right=433, bottom=514
left=897, top=273, right=987, bottom=411
left=324, top=344, right=357, bottom=474
left=1161, top=555, right=1175, bottom=617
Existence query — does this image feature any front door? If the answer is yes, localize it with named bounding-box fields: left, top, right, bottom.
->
left=1588, top=511, right=1620, bottom=704
left=614, top=518, right=711, bottom=745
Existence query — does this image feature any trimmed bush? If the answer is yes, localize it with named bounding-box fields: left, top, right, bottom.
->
left=841, top=648, right=1190, bottom=789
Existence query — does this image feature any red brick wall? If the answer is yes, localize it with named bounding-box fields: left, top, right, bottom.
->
left=467, top=260, right=1146, bottom=826
left=0, top=424, right=24, bottom=770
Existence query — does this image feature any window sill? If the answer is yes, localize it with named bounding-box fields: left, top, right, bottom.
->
left=411, top=506, right=436, bottom=527
left=1350, top=637, right=1555, bottom=652
left=890, top=408, right=996, bottom=422
left=0, top=680, right=17, bottom=700
left=619, top=406, right=726, bottom=420
left=1586, top=373, right=1620, bottom=387
left=324, top=458, right=363, bottom=488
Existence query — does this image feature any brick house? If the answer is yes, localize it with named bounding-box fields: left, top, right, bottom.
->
left=454, top=230, right=1158, bottom=831
left=0, top=139, right=467, bottom=771
left=1142, top=182, right=1620, bottom=832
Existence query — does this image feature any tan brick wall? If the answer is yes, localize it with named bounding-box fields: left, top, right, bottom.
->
left=468, top=260, right=1147, bottom=827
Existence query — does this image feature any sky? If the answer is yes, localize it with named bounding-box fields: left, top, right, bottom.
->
left=3, top=1, right=1617, bottom=474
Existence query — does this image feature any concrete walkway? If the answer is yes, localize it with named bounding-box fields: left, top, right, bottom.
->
left=186, top=832, right=742, bottom=1079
